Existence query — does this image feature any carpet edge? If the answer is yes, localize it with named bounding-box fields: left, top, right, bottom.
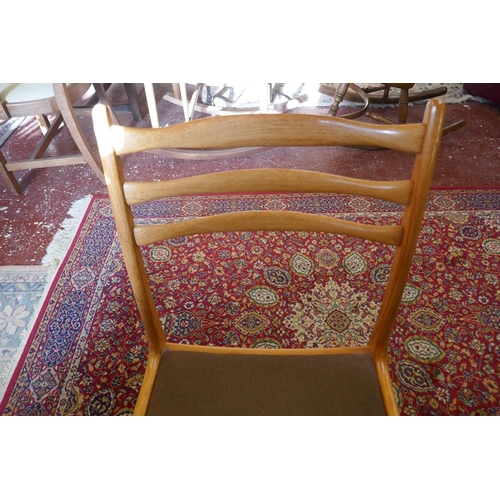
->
left=0, top=195, right=95, bottom=412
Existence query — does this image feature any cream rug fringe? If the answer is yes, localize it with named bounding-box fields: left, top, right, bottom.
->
left=0, top=195, right=93, bottom=403
left=42, top=195, right=93, bottom=279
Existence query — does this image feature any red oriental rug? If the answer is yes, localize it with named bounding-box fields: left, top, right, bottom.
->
left=1, top=190, right=500, bottom=416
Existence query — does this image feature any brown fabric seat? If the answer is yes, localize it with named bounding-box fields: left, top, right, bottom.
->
left=147, top=349, right=386, bottom=416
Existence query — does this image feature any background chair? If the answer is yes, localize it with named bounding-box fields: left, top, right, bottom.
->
left=319, top=83, right=465, bottom=134
left=92, top=98, right=446, bottom=416
left=155, top=83, right=303, bottom=124
left=142, top=83, right=274, bottom=160
left=0, top=83, right=107, bottom=194
left=146, top=83, right=308, bottom=126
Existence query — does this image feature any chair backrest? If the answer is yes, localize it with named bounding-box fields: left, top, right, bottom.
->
left=92, top=100, right=446, bottom=414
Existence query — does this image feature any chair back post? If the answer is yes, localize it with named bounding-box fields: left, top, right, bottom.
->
left=368, top=99, right=446, bottom=413
left=92, top=104, right=167, bottom=361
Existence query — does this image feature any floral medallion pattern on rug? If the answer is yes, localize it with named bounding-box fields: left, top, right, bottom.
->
left=0, top=267, right=48, bottom=396
left=2, top=191, right=500, bottom=416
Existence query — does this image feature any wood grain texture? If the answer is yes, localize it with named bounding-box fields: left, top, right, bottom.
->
left=124, top=169, right=413, bottom=206
left=112, top=113, right=425, bottom=155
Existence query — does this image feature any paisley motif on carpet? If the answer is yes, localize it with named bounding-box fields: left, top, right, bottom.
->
left=1, top=190, right=499, bottom=416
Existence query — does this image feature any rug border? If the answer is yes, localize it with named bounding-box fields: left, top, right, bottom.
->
left=0, top=265, right=50, bottom=273
left=0, top=196, right=97, bottom=413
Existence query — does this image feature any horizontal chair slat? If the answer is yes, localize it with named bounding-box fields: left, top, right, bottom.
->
left=124, top=169, right=413, bottom=206
left=111, top=114, right=425, bottom=155
left=133, top=212, right=403, bottom=247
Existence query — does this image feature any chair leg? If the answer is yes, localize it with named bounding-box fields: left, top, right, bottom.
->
left=31, top=113, right=64, bottom=159
left=179, top=83, right=190, bottom=122
left=398, top=87, right=409, bottom=124
left=0, top=150, right=22, bottom=194
left=442, top=119, right=467, bottom=135
left=178, top=83, right=203, bottom=122
left=327, top=83, right=350, bottom=117
left=144, top=83, right=160, bottom=128
left=35, top=114, right=50, bottom=134
left=124, top=83, right=147, bottom=121
left=172, top=83, right=181, bottom=99
left=189, top=84, right=203, bottom=121
left=92, top=84, right=121, bottom=125
left=52, top=83, right=105, bottom=184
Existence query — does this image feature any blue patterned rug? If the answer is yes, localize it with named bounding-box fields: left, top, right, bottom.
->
left=0, top=266, right=48, bottom=399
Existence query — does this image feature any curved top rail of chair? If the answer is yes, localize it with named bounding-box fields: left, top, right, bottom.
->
left=109, top=113, right=426, bottom=156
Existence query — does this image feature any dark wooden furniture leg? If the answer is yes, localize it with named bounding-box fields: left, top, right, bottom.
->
left=124, top=84, right=147, bottom=121
left=327, top=83, right=350, bottom=116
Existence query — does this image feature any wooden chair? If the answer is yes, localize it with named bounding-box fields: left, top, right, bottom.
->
left=319, top=83, right=465, bottom=134
left=157, top=83, right=299, bottom=124
left=0, top=83, right=106, bottom=194
left=143, top=83, right=274, bottom=160
left=92, top=98, right=446, bottom=416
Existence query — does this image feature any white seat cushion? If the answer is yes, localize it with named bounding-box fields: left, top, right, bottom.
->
left=0, top=83, right=55, bottom=103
